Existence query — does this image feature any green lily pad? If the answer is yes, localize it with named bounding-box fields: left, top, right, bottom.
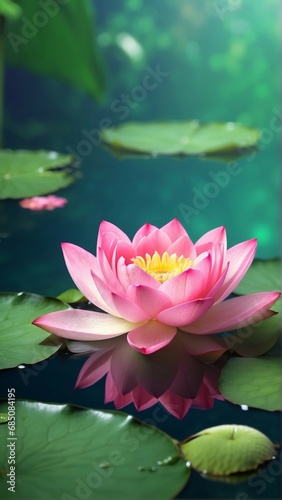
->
left=219, top=356, right=281, bottom=411
left=0, top=414, right=8, bottom=424
left=229, top=259, right=281, bottom=355
left=180, top=424, right=276, bottom=476
left=0, top=401, right=189, bottom=499
left=6, top=1, right=105, bottom=101
left=0, top=0, right=21, bottom=19
left=57, top=288, right=86, bottom=304
left=101, top=121, right=260, bottom=156
left=0, top=150, right=75, bottom=199
left=234, top=259, right=280, bottom=297
left=225, top=310, right=281, bottom=357
left=0, top=292, right=68, bottom=369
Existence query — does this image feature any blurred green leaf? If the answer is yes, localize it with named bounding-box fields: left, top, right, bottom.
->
left=0, top=149, right=74, bottom=199
left=0, top=0, right=21, bottom=19
left=0, top=401, right=189, bottom=499
left=219, top=356, right=281, bottom=411
left=0, top=292, right=68, bottom=369
left=180, top=424, right=276, bottom=476
left=102, top=121, right=260, bottom=156
left=57, top=288, right=86, bottom=304
left=6, top=0, right=105, bottom=100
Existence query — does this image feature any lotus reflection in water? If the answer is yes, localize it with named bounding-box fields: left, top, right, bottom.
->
left=67, top=332, right=225, bottom=419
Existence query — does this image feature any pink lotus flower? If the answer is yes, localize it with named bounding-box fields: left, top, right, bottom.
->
left=67, top=333, right=225, bottom=419
left=19, top=195, right=67, bottom=211
left=33, top=219, right=279, bottom=355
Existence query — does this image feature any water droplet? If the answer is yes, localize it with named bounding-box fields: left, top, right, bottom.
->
left=48, top=151, right=58, bottom=159
left=18, top=365, right=25, bottom=369
left=240, top=404, right=249, bottom=411
left=98, top=462, right=111, bottom=469
left=148, top=467, right=157, bottom=472
left=185, top=461, right=191, bottom=468
left=0, top=414, right=8, bottom=423
left=202, top=469, right=208, bottom=474
left=138, top=466, right=146, bottom=471
left=157, top=455, right=179, bottom=466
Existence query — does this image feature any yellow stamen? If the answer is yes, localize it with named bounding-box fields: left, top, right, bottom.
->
left=132, top=251, right=194, bottom=283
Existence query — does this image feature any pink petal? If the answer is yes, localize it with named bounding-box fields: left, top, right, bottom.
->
left=193, top=251, right=212, bottom=276
left=192, top=384, right=215, bottom=409
left=91, top=272, right=122, bottom=316
left=181, top=292, right=280, bottom=334
left=160, top=268, right=206, bottom=304
left=96, top=221, right=130, bottom=255
left=110, top=342, right=138, bottom=394
left=132, top=223, right=158, bottom=246
left=111, top=240, right=136, bottom=267
left=112, top=293, right=151, bottom=322
left=132, top=387, right=157, bottom=411
left=168, top=354, right=203, bottom=398
left=215, top=239, right=257, bottom=302
left=159, top=392, right=193, bottom=419
left=97, top=232, right=120, bottom=265
left=33, top=309, right=139, bottom=340
left=135, top=229, right=172, bottom=257
left=97, top=248, right=125, bottom=295
left=156, top=297, right=214, bottom=327
left=126, top=263, right=160, bottom=289
left=116, top=259, right=160, bottom=290
left=205, top=263, right=229, bottom=299
left=195, top=226, right=227, bottom=254
left=126, top=285, right=172, bottom=317
left=208, top=243, right=225, bottom=287
left=105, top=374, right=134, bottom=408
left=127, top=320, right=177, bottom=354
left=160, top=219, right=190, bottom=242
left=61, top=243, right=115, bottom=314
left=75, top=350, right=113, bottom=388
left=130, top=341, right=179, bottom=396
left=166, top=235, right=197, bottom=260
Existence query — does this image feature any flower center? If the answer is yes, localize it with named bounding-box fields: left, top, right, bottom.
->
left=132, top=251, right=194, bottom=283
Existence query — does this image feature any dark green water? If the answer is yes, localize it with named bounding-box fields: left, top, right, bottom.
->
left=0, top=0, right=280, bottom=498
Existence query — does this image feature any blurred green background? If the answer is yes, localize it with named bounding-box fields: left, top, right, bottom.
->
left=1, top=0, right=280, bottom=296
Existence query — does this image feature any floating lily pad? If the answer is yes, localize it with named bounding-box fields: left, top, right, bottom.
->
left=0, top=292, right=68, bottom=369
left=57, top=288, right=86, bottom=304
left=0, top=414, right=8, bottom=424
left=180, top=424, right=276, bottom=476
left=230, top=259, right=281, bottom=354
left=6, top=1, right=105, bottom=100
left=0, top=401, right=189, bottom=499
left=234, top=259, right=280, bottom=297
left=219, top=356, right=281, bottom=411
left=0, top=0, right=21, bottom=19
left=225, top=310, right=280, bottom=357
left=101, top=121, right=260, bottom=156
left=0, top=150, right=75, bottom=199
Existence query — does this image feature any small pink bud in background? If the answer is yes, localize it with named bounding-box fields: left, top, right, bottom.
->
left=19, top=195, right=68, bottom=211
